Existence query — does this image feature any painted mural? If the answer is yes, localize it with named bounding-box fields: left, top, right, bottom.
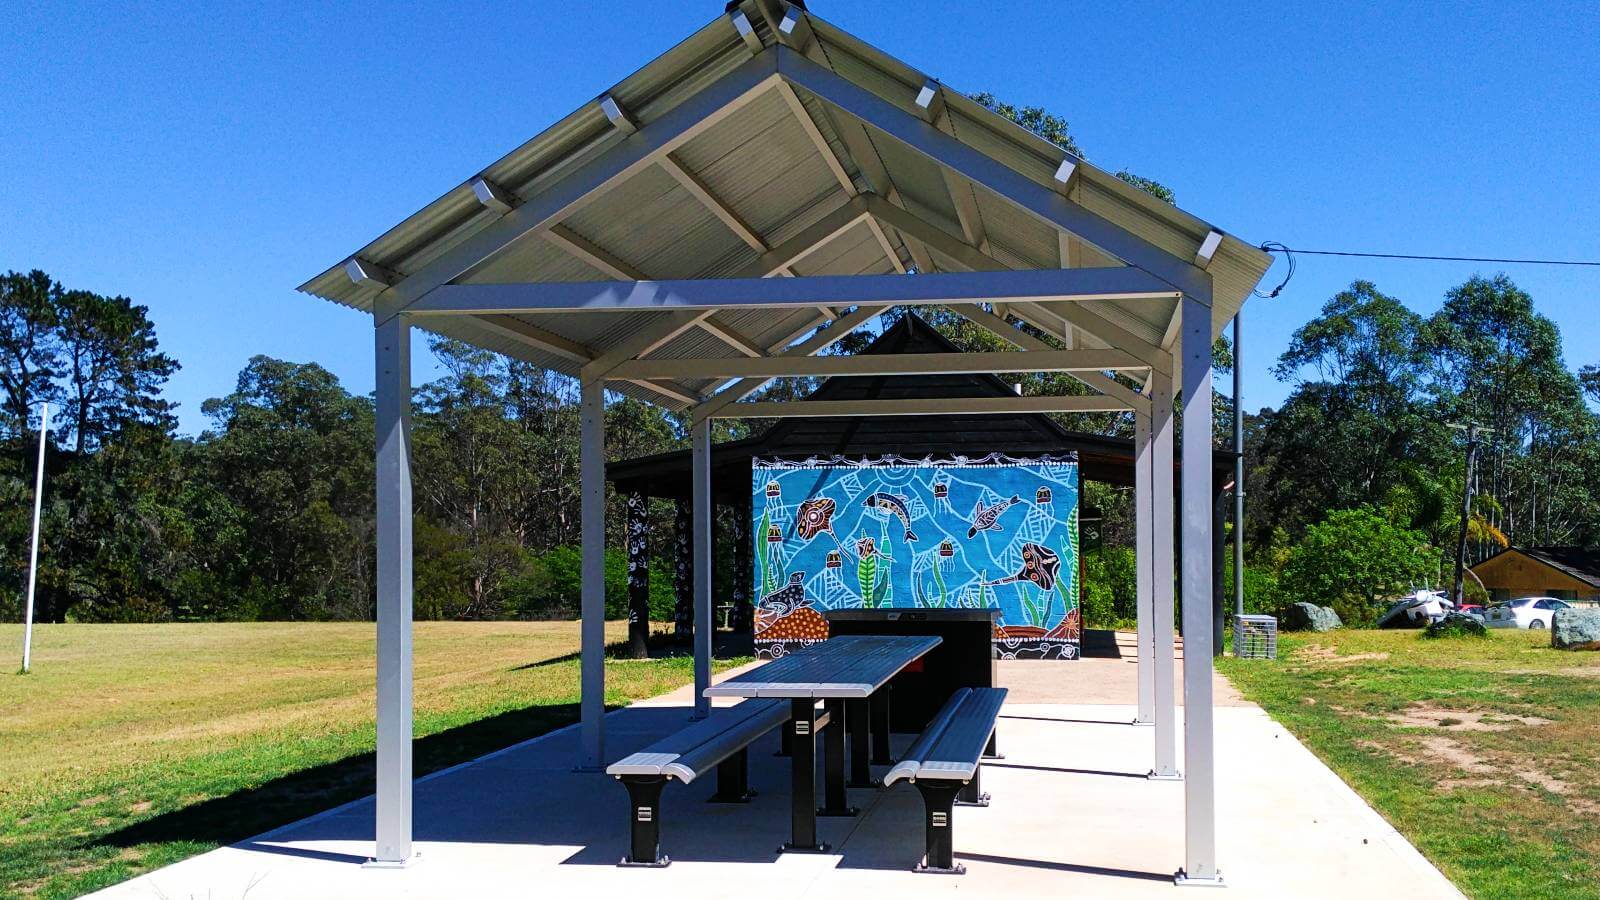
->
left=752, top=453, right=1081, bottom=660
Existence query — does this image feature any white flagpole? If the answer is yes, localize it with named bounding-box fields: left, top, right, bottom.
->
left=21, top=402, right=48, bottom=674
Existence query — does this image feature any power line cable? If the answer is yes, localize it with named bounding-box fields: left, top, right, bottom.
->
left=1261, top=246, right=1600, bottom=267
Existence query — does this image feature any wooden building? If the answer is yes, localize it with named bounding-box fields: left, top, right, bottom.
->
left=1471, top=546, right=1600, bottom=603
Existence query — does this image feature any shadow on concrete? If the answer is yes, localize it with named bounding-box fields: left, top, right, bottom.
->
left=955, top=851, right=1172, bottom=882
left=96, top=700, right=591, bottom=853
left=985, top=761, right=1148, bottom=779
left=1000, top=713, right=1135, bottom=726
left=1079, top=629, right=1125, bottom=659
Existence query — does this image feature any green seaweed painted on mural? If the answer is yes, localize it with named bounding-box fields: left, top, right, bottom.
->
left=931, top=559, right=948, bottom=608
left=758, top=508, right=774, bottom=597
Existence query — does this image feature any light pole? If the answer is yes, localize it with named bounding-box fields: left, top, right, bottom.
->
left=21, top=403, right=49, bottom=674
left=1232, top=314, right=1244, bottom=623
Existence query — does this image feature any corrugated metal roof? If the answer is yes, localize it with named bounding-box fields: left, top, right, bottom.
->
left=299, top=0, right=1273, bottom=409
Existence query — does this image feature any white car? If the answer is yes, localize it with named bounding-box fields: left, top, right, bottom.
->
left=1484, top=597, right=1571, bottom=630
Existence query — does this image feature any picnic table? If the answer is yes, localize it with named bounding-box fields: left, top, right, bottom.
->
left=705, top=634, right=941, bottom=852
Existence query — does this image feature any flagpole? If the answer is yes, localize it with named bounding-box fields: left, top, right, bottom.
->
left=21, top=403, right=48, bottom=674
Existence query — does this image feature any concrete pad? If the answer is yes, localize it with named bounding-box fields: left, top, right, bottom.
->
left=86, top=653, right=1460, bottom=900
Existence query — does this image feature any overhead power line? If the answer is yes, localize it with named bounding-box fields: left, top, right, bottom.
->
left=1250, top=242, right=1600, bottom=301
left=1261, top=246, right=1600, bottom=267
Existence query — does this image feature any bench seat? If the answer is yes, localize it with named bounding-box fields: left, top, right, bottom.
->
left=881, top=686, right=1007, bottom=874
left=606, top=698, right=790, bottom=866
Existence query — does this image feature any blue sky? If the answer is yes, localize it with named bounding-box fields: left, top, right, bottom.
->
left=3, top=1, right=1597, bottom=436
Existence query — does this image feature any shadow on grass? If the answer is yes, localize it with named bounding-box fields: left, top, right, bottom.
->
left=511, top=631, right=752, bottom=671
left=96, top=699, right=589, bottom=852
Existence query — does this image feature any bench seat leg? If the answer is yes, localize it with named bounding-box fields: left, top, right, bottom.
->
left=618, top=776, right=671, bottom=867
left=710, top=747, right=756, bottom=803
left=955, top=765, right=990, bottom=807
left=913, top=781, right=967, bottom=875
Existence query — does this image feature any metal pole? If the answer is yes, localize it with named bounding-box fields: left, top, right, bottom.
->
left=371, top=317, right=414, bottom=866
left=691, top=417, right=713, bottom=719
left=579, top=378, right=607, bottom=766
left=1149, top=370, right=1179, bottom=780
left=1178, top=289, right=1221, bottom=887
left=21, top=403, right=48, bottom=674
left=1133, top=409, right=1155, bottom=726
left=1232, top=313, right=1244, bottom=622
left=1451, top=424, right=1479, bottom=604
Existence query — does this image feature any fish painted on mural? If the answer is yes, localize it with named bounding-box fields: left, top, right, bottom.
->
left=985, top=542, right=1061, bottom=592
left=862, top=492, right=918, bottom=542
left=756, top=573, right=815, bottom=635
left=795, top=497, right=837, bottom=542
left=967, top=494, right=1023, bottom=538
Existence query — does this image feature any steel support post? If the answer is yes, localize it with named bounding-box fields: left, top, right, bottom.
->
left=1177, top=290, right=1222, bottom=887
left=818, top=698, right=856, bottom=816
left=579, top=378, right=607, bottom=768
left=371, top=315, right=415, bottom=866
left=783, top=699, right=826, bottom=852
left=871, top=689, right=893, bottom=764
left=1150, top=368, right=1180, bottom=781
left=691, top=417, right=713, bottom=719
left=847, top=698, right=873, bottom=787
left=1134, top=408, right=1155, bottom=726
left=1233, top=312, right=1245, bottom=623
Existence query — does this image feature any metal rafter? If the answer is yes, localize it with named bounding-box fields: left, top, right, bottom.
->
left=608, top=347, right=1148, bottom=381
left=692, top=303, right=886, bottom=421
left=407, top=266, right=1176, bottom=316
left=710, top=395, right=1132, bottom=419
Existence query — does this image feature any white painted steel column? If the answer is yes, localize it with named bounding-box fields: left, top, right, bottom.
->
left=20, top=403, right=47, bottom=675
left=372, top=316, right=415, bottom=865
left=691, top=417, right=713, bottom=719
left=1133, top=408, right=1155, bottom=726
left=1149, top=368, right=1180, bottom=781
left=579, top=378, right=607, bottom=768
left=1177, top=290, right=1221, bottom=886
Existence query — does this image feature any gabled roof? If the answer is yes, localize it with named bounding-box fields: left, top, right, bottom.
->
left=1474, top=546, right=1600, bottom=589
left=607, top=313, right=1236, bottom=500
left=297, top=1, right=1271, bottom=408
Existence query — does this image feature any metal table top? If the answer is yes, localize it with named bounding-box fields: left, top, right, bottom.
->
left=704, top=634, right=942, bottom=699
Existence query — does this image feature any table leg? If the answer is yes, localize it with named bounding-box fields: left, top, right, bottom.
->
left=782, top=698, right=827, bottom=852
left=847, top=698, right=873, bottom=787
left=818, top=698, right=856, bottom=816
left=871, top=688, right=893, bottom=764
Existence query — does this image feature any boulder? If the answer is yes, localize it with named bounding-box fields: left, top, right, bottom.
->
left=1283, top=602, right=1343, bottom=632
left=1423, top=613, right=1487, bottom=639
left=1552, top=608, right=1600, bottom=650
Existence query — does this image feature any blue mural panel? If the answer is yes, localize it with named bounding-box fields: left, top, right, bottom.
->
left=752, top=453, right=1080, bottom=660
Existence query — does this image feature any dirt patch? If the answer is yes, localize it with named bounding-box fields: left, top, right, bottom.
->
left=1326, top=652, right=1391, bottom=666
left=1517, top=770, right=1574, bottom=795
left=1416, top=735, right=1498, bottom=774
left=1388, top=703, right=1551, bottom=731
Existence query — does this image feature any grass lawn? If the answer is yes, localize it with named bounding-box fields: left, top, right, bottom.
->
left=1218, top=628, right=1600, bottom=900
left=0, top=621, right=739, bottom=900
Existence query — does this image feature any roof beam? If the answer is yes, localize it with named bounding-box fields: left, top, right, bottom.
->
left=469, top=176, right=518, bottom=215
left=543, top=225, right=648, bottom=281
left=728, top=8, right=764, bottom=53
left=1195, top=230, right=1224, bottom=269
left=658, top=155, right=768, bottom=252
left=621, top=378, right=700, bottom=406
left=697, top=316, right=765, bottom=357
left=609, top=348, right=1148, bottom=380
left=775, top=46, right=1212, bottom=299
left=408, top=266, right=1177, bottom=316
left=693, top=304, right=887, bottom=422
left=734, top=196, right=870, bottom=277
left=345, top=257, right=398, bottom=288
left=1020, top=300, right=1170, bottom=375
left=708, top=394, right=1133, bottom=419
left=579, top=309, right=713, bottom=382
left=471, top=315, right=595, bottom=363
left=365, top=49, right=781, bottom=320
left=951, top=303, right=1150, bottom=413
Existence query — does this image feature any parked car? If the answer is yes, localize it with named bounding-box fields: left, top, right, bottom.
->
left=1458, top=603, right=1486, bottom=622
left=1484, top=596, right=1571, bottom=629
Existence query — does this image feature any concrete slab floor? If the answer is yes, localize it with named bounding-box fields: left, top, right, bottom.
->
left=86, top=651, right=1461, bottom=900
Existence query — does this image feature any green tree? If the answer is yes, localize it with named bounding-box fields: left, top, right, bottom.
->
left=0, top=270, right=63, bottom=436
left=1280, top=508, right=1442, bottom=625
left=55, top=287, right=178, bottom=453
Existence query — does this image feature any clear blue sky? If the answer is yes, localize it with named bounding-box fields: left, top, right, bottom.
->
left=4, top=1, right=1597, bottom=435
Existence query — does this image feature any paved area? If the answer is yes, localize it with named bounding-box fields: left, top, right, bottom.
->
left=88, top=643, right=1461, bottom=899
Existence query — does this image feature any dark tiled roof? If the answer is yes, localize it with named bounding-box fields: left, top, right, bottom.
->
left=1476, top=545, right=1600, bottom=588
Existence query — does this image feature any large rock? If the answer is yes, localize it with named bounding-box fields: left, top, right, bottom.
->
left=1553, top=608, right=1600, bottom=650
left=1283, top=601, right=1342, bottom=632
left=1424, top=613, right=1487, bottom=639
